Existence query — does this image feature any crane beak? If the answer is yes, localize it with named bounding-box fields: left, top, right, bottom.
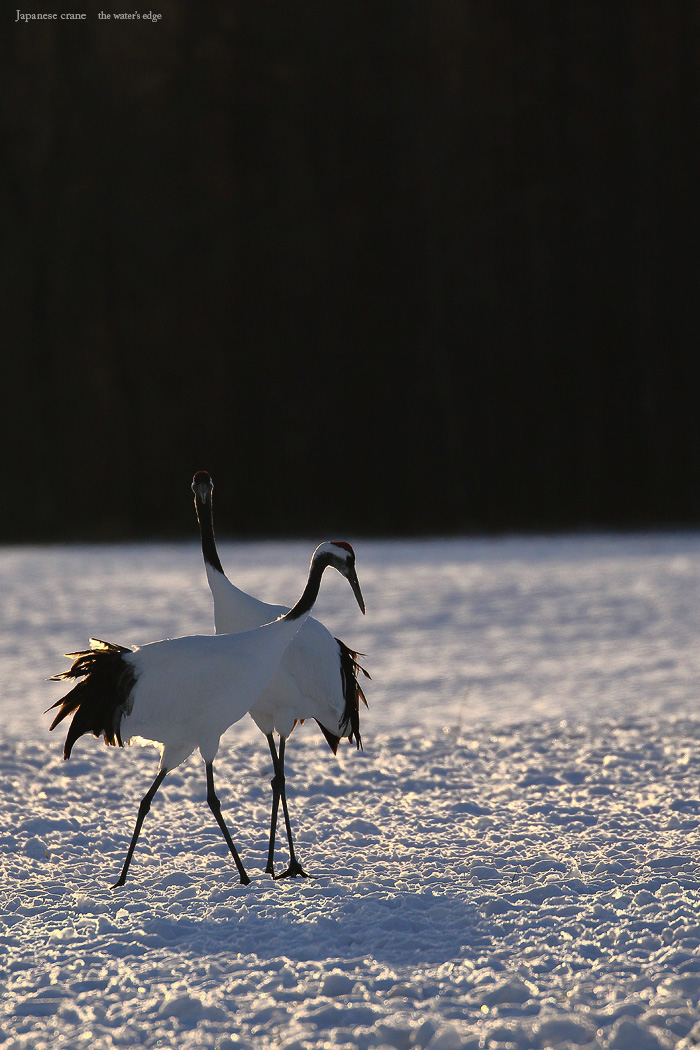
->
left=348, top=567, right=366, bottom=615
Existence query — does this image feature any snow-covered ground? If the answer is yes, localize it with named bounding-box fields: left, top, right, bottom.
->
left=2, top=534, right=700, bottom=1049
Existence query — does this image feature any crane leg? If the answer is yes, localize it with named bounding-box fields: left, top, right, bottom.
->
left=265, top=733, right=282, bottom=874
left=205, top=762, right=250, bottom=885
left=266, top=735, right=310, bottom=880
left=112, top=767, right=168, bottom=889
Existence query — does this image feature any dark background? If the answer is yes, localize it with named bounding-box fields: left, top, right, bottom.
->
left=3, top=1, right=699, bottom=541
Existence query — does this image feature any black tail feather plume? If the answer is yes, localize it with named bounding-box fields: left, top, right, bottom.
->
left=47, top=639, right=136, bottom=760
left=333, top=638, right=370, bottom=752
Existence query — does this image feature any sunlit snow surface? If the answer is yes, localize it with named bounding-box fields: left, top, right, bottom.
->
left=3, top=535, right=700, bottom=1049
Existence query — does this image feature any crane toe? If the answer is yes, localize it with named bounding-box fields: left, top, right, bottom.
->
left=273, top=860, right=312, bottom=879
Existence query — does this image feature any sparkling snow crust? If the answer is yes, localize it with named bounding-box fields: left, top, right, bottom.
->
left=2, top=535, right=700, bottom=1049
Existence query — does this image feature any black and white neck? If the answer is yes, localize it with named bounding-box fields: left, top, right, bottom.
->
left=192, top=470, right=225, bottom=576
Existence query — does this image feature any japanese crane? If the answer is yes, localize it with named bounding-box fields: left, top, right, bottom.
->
left=192, top=470, right=369, bottom=878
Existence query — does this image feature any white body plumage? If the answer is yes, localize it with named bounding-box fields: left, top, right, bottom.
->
left=122, top=616, right=306, bottom=770
left=204, top=563, right=357, bottom=741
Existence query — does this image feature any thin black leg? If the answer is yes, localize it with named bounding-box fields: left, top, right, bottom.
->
left=273, top=737, right=310, bottom=880
left=205, top=761, right=250, bottom=885
left=265, top=733, right=283, bottom=875
left=112, top=767, right=168, bottom=889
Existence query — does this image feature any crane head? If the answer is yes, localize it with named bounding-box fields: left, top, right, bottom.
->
left=313, top=541, right=366, bottom=614
left=192, top=470, right=214, bottom=504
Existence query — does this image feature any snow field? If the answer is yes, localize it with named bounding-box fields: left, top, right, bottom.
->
left=2, top=535, right=700, bottom=1048
left=3, top=718, right=700, bottom=1049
